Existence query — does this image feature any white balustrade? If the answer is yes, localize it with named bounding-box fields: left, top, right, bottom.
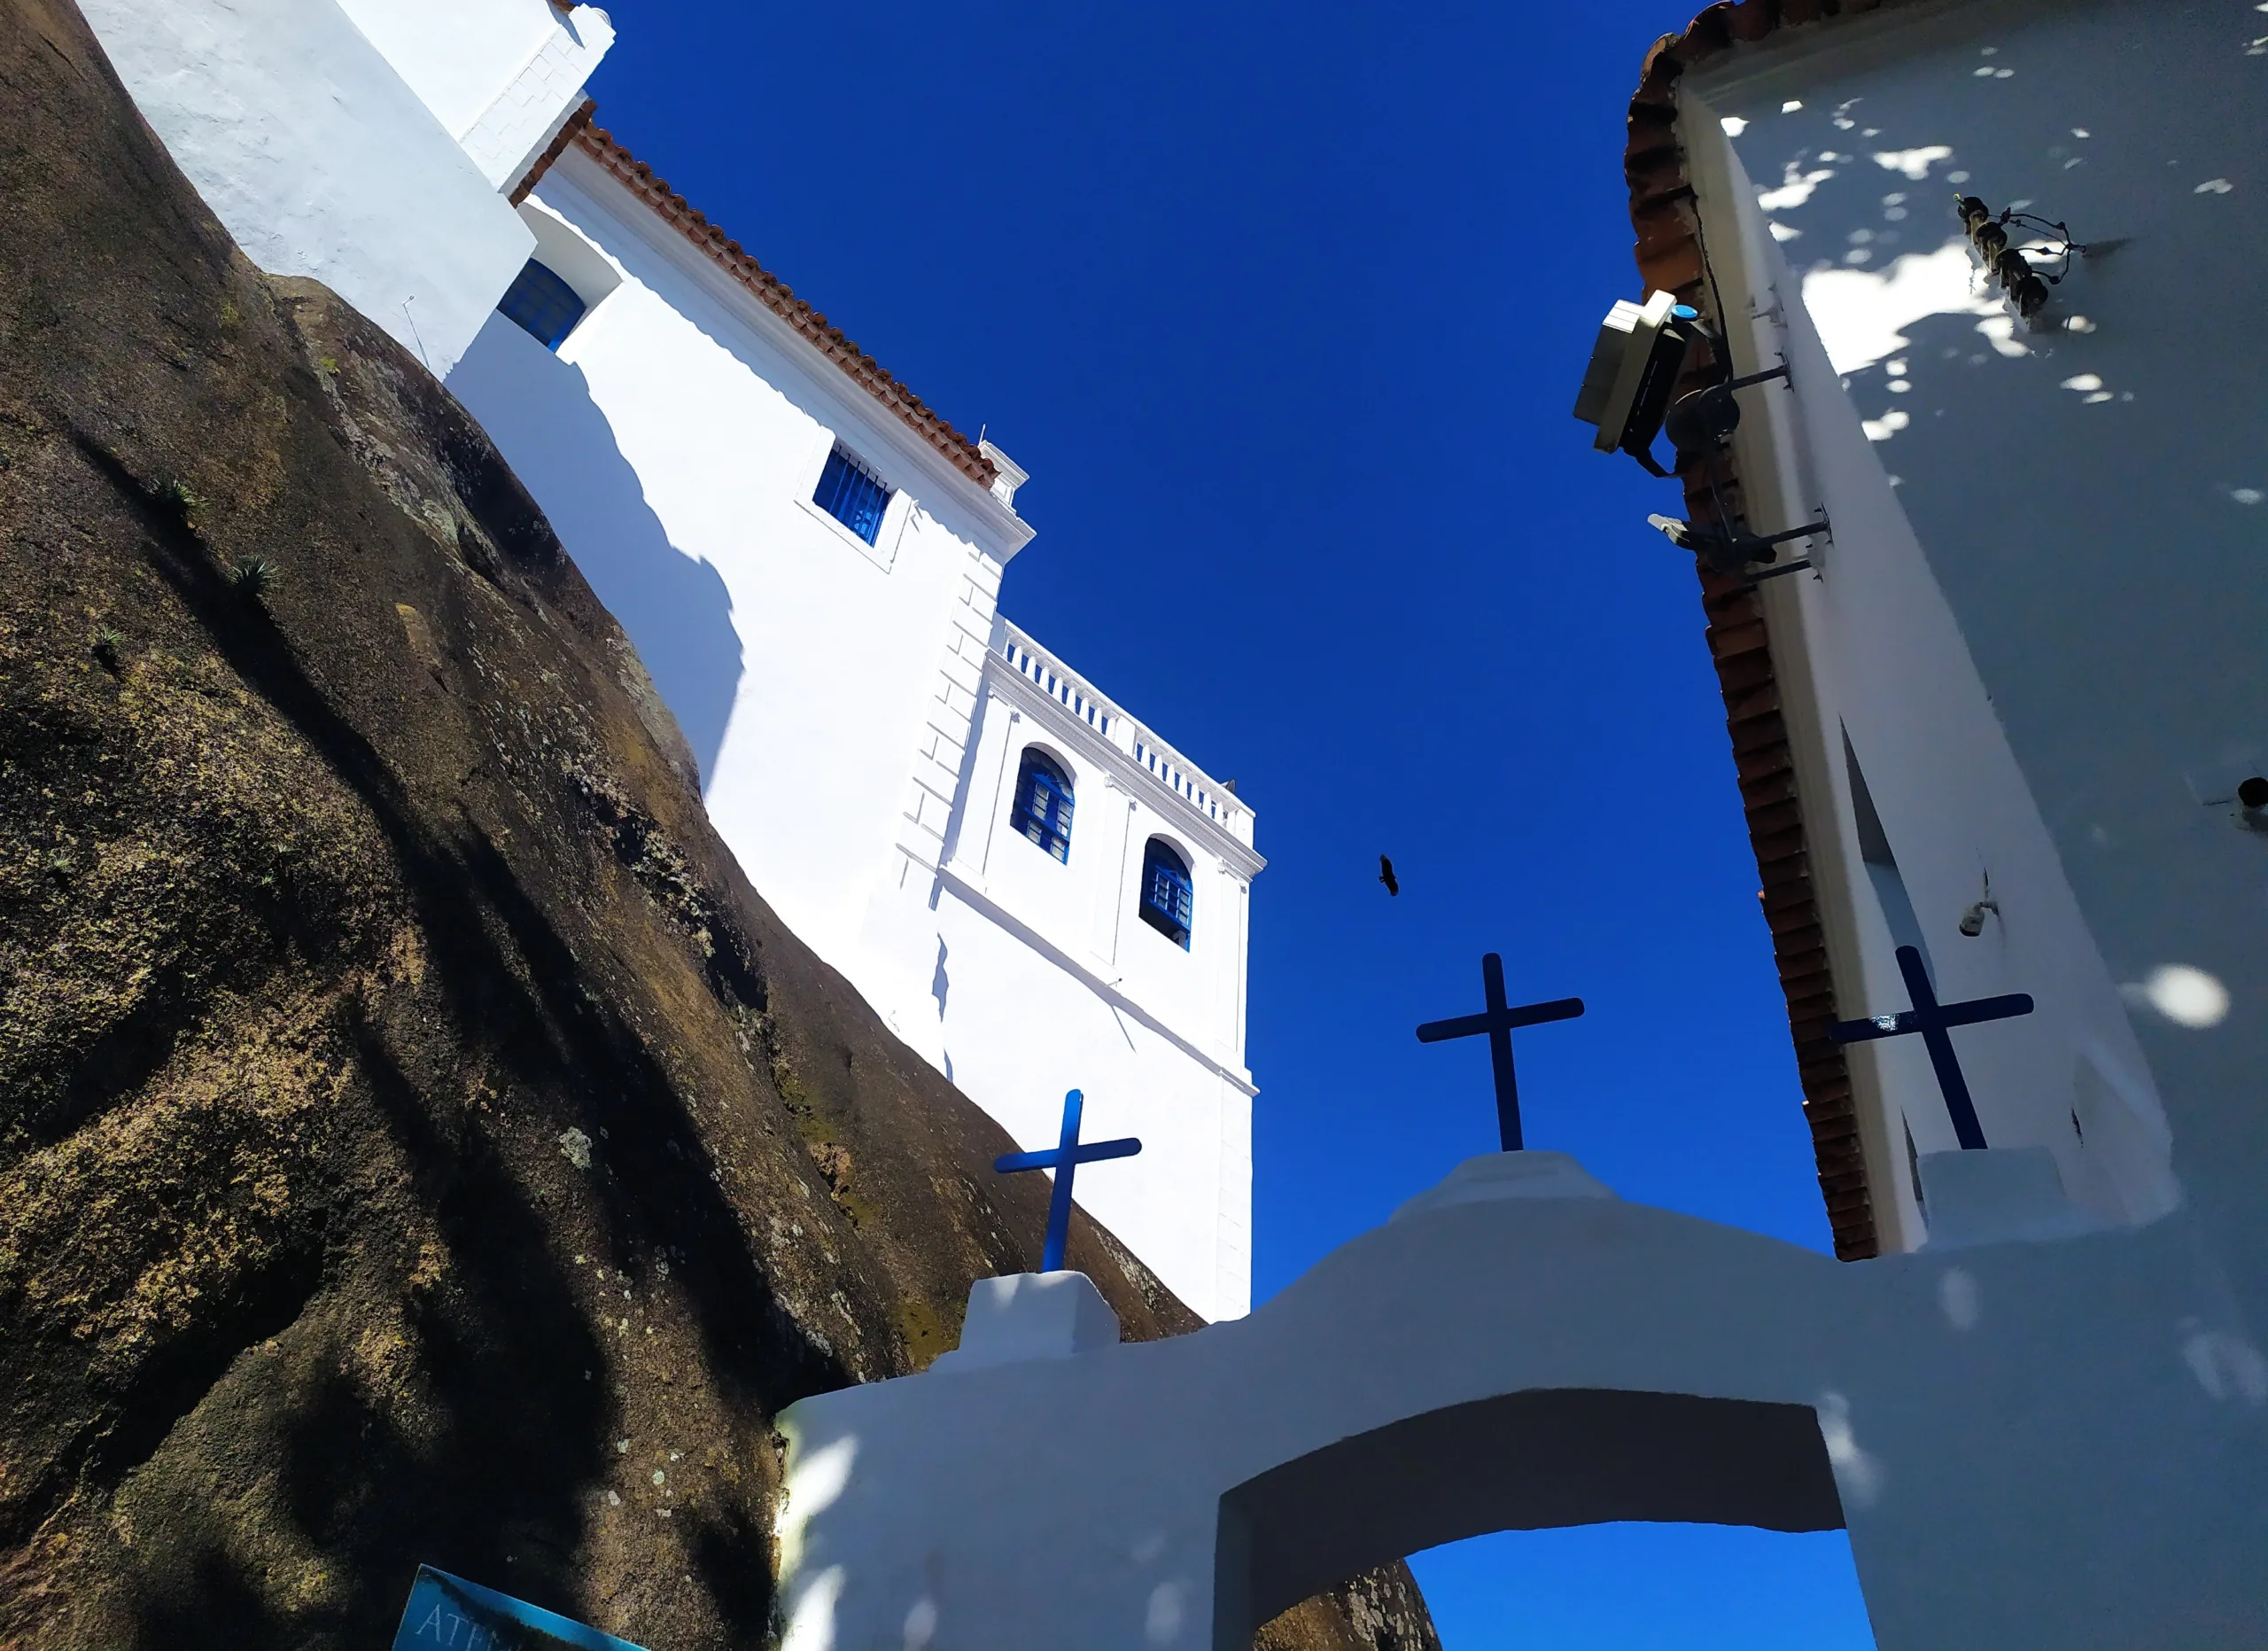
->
left=998, top=624, right=1253, bottom=842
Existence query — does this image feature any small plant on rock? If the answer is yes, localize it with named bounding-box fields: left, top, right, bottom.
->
left=229, top=556, right=276, bottom=600
left=90, top=624, right=125, bottom=670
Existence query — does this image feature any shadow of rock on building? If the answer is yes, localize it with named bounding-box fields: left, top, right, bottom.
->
left=447, top=313, right=743, bottom=787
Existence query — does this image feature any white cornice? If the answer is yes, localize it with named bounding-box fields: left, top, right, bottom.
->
left=987, top=661, right=1266, bottom=880
left=901, top=846, right=1258, bottom=1098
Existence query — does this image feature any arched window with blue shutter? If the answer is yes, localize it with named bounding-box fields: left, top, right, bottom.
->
left=1011, top=748, right=1074, bottom=862
left=1139, top=837, right=1194, bottom=949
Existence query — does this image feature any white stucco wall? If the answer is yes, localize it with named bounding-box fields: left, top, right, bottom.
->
left=1670, top=97, right=2177, bottom=1253
left=900, top=884, right=1254, bottom=1320
left=334, top=0, right=560, bottom=140
left=854, top=636, right=1262, bottom=1320
left=1652, top=0, right=2268, bottom=1303
left=335, top=0, right=615, bottom=190
left=444, top=148, right=1260, bottom=1319
left=779, top=1152, right=2268, bottom=1649
left=79, top=0, right=535, bottom=378
left=448, top=149, right=1031, bottom=963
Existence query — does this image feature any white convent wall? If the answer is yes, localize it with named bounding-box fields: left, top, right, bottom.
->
left=334, top=0, right=614, bottom=191
left=447, top=146, right=1035, bottom=970
left=78, top=0, right=544, bottom=378
left=444, top=149, right=1260, bottom=1320
left=856, top=630, right=1262, bottom=1320
left=1671, top=0, right=2264, bottom=1322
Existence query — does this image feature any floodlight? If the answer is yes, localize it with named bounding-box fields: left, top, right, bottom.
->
left=1573, top=292, right=1698, bottom=478
left=1578, top=292, right=1790, bottom=476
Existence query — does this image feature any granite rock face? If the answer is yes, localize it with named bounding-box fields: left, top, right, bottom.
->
left=0, top=3, right=1436, bottom=1647
left=1255, top=1570, right=1445, bottom=1651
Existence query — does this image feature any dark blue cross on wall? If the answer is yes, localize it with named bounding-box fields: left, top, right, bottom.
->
left=993, top=1089, right=1142, bottom=1273
left=1828, top=945, right=2033, bottom=1151
left=1415, top=953, right=1585, bottom=1152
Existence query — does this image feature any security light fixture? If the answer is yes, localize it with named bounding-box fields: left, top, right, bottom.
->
left=1959, top=873, right=1998, bottom=938
left=1647, top=512, right=1829, bottom=580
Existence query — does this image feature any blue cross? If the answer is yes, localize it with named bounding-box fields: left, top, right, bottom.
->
left=1415, top=953, right=1585, bottom=1152
left=993, top=1089, right=1142, bottom=1273
left=1828, top=945, right=2033, bottom=1151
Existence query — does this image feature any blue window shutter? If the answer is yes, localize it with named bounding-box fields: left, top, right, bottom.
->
left=497, top=259, right=587, bottom=350
left=814, top=445, right=892, bottom=545
left=1138, top=837, right=1193, bottom=949
left=1011, top=749, right=1074, bottom=861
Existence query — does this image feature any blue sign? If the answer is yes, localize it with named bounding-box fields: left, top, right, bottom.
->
left=391, top=1565, right=652, bottom=1651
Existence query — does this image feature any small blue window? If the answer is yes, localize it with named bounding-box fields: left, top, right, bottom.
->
left=1012, top=748, right=1074, bottom=862
left=814, top=444, right=893, bottom=545
left=498, top=259, right=586, bottom=350
left=1139, top=837, right=1193, bottom=949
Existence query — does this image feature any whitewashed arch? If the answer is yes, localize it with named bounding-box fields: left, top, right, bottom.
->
left=779, top=1149, right=2267, bottom=1650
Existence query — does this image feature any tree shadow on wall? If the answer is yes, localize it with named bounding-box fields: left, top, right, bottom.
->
left=447, top=313, right=743, bottom=788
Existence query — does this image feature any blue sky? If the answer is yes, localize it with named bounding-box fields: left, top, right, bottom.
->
left=587, top=3, right=1875, bottom=1644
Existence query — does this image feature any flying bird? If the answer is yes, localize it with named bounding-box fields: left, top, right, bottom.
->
left=1378, top=854, right=1399, bottom=897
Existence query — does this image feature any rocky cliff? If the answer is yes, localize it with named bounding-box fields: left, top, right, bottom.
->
left=0, top=3, right=1437, bottom=1647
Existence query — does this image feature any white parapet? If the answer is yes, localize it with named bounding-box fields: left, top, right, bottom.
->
left=930, top=1272, right=1122, bottom=1374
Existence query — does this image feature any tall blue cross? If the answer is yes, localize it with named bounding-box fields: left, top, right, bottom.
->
left=1828, top=945, right=2033, bottom=1151
left=1415, top=953, right=1585, bottom=1152
left=993, top=1089, right=1142, bottom=1273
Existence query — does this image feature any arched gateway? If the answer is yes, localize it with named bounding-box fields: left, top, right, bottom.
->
left=777, top=1150, right=2267, bottom=1650
left=1216, top=1388, right=1842, bottom=1643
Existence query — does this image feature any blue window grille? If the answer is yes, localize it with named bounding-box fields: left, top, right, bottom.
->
left=814, top=444, right=892, bottom=545
left=1011, top=748, right=1074, bottom=862
left=1139, top=837, right=1193, bottom=949
left=497, top=259, right=586, bottom=350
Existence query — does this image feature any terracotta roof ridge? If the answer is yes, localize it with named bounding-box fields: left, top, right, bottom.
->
left=567, top=123, right=998, bottom=489
left=1617, top=0, right=1938, bottom=1260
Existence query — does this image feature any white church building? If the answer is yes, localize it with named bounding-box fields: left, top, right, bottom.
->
left=82, top=0, right=1259, bottom=1321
